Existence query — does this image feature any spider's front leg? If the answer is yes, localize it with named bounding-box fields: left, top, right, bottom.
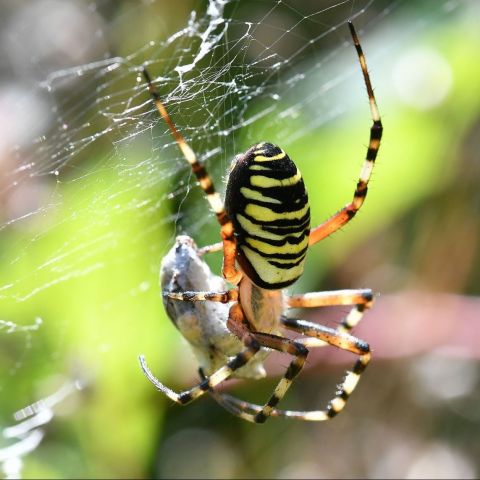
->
left=205, top=335, right=309, bottom=424
left=209, top=319, right=370, bottom=422
left=139, top=303, right=260, bottom=405
left=279, top=317, right=371, bottom=419
left=163, top=288, right=238, bottom=303
left=246, top=332, right=309, bottom=423
left=197, top=241, right=223, bottom=256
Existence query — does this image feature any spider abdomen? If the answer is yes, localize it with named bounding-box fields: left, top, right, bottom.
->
left=225, top=142, right=310, bottom=289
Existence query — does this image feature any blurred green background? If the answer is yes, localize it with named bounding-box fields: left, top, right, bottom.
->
left=1, top=0, right=479, bottom=478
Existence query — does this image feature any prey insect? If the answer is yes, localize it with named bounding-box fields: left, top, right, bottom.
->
left=139, top=21, right=382, bottom=423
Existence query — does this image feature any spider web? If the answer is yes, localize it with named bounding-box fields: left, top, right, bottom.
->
left=0, top=0, right=464, bottom=475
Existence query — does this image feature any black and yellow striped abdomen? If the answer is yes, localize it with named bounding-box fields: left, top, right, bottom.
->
left=225, top=142, right=310, bottom=289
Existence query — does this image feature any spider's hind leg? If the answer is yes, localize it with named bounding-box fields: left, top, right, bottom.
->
left=309, top=22, right=382, bottom=245
left=143, top=67, right=242, bottom=285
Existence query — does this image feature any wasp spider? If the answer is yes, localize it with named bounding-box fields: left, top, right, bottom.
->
left=139, top=21, right=382, bottom=423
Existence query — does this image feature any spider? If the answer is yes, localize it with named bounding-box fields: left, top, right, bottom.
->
left=139, top=21, right=382, bottom=423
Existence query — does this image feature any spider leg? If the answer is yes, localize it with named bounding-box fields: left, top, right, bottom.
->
left=143, top=68, right=242, bottom=285
left=279, top=317, right=371, bottom=420
left=138, top=303, right=260, bottom=405
left=207, top=319, right=370, bottom=422
left=207, top=390, right=336, bottom=421
left=155, top=297, right=307, bottom=423
left=309, top=22, right=382, bottom=246
left=287, top=288, right=374, bottom=334
left=197, top=241, right=223, bottom=256
left=164, top=288, right=238, bottom=303
left=208, top=388, right=264, bottom=421
left=156, top=290, right=372, bottom=419
left=247, top=332, right=309, bottom=424
left=204, top=333, right=309, bottom=424
left=197, top=368, right=263, bottom=421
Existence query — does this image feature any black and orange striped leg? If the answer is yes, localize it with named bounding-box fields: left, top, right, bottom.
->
left=163, top=288, right=238, bottom=303
left=209, top=318, right=370, bottom=421
left=197, top=368, right=263, bottom=421
left=279, top=317, right=370, bottom=419
left=139, top=303, right=260, bottom=405
left=197, top=241, right=223, bottom=256
left=309, top=21, right=382, bottom=246
left=203, top=332, right=309, bottom=424
left=181, top=301, right=309, bottom=423
left=287, top=288, right=374, bottom=334
left=249, top=332, right=309, bottom=423
left=143, top=68, right=242, bottom=285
